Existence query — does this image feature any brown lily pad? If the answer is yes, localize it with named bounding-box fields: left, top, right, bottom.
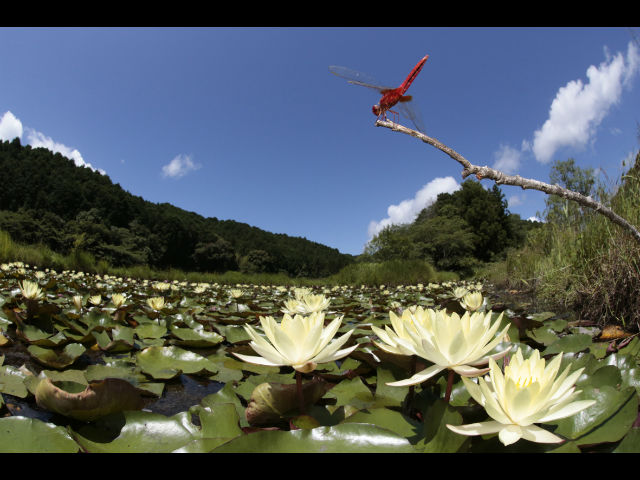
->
left=245, top=377, right=332, bottom=426
left=35, top=377, right=145, bottom=421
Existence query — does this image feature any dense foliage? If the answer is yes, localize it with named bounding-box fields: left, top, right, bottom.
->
left=363, top=179, right=539, bottom=276
left=483, top=154, right=640, bottom=330
left=0, top=139, right=353, bottom=277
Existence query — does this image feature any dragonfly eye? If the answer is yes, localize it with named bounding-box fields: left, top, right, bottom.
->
left=372, top=105, right=381, bottom=116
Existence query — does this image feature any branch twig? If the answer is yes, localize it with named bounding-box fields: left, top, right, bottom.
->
left=375, top=119, right=640, bottom=244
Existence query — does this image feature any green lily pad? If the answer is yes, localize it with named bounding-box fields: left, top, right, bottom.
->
left=418, top=398, right=468, bottom=453
left=549, top=385, right=637, bottom=447
left=214, top=324, right=250, bottom=343
left=0, top=417, right=80, bottom=453
left=134, top=322, right=167, bottom=340
left=173, top=403, right=244, bottom=452
left=526, top=326, right=560, bottom=346
left=341, top=407, right=420, bottom=441
left=92, top=327, right=134, bottom=352
left=210, top=422, right=417, bottom=453
left=136, top=345, right=218, bottom=380
left=602, top=353, right=640, bottom=394
left=323, top=376, right=376, bottom=414
left=72, top=410, right=200, bottom=453
left=542, top=333, right=593, bottom=356
left=25, top=369, right=88, bottom=396
left=373, top=365, right=410, bottom=407
left=170, top=326, right=224, bottom=347
left=27, top=343, right=86, bottom=369
left=613, top=427, right=640, bottom=453
left=0, top=364, right=30, bottom=398
left=17, top=324, right=68, bottom=347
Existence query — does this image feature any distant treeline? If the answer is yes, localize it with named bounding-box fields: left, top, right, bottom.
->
left=361, top=178, right=541, bottom=277
left=0, top=139, right=354, bottom=277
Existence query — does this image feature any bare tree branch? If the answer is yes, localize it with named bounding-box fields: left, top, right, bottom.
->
left=375, top=119, right=640, bottom=244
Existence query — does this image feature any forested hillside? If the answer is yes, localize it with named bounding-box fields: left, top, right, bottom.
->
left=0, top=138, right=353, bottom=277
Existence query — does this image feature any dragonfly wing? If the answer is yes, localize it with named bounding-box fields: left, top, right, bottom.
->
left=397, top=101, right=426, bottom=134
left=328, top=65, right=391, bottom=92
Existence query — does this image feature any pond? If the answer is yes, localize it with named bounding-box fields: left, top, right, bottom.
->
left=1, top=265, right=639, bottom=452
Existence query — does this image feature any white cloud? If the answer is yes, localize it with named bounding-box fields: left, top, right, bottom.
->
left=1, top=111, right=105, bottom=174
left=507, top=194, right=523, bottom=208
left=528, top=216, right=542, bottom=222
left=0, top=111, right=23, bottom=141
left=25, top=128, right=105, bottom=175
left=161, top=154, right=200, bottom=179
left=367, top=176, right=460, bottom=238
left=532, top=41, right=640, bottom=164
left=493, top=144, right=521, bottom=174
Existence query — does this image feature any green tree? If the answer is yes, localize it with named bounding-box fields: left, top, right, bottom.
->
left=544, top=158, right=596, bottom=226
left=191, top=236, right=238, bottom=272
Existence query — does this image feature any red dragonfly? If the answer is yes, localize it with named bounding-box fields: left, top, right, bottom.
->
left=329, top=54, right=429, bottom=132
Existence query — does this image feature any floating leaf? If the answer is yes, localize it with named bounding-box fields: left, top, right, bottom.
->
left=550, top=385, right=637, bottom=447
left=27, top=343, right=86, bottom=369
left=170, top=326, right=224, bottom=347
left=72, top=410, right=200, bottom=453
left=245, top=378, right=332, bottom=426
left=542, top=333, right=592, bottom=356
left=35, top=377, right=145, bottom=421
left=341, top=407, right=420, bottom=441
left=0, top=364, right=30, bottom=398
left=0, top=417, right=79, bottom=453
left=613, top=427, right=640, bottom=453
left=136, top=345, right=218, bottom=380
left=418, top=398, right=467, bottom=453
left=526, top=326, right=560, bottom=346
left=134, top=322, right=167, bottom=340
left=323, top=376, right=375, bottom=414
left=210, top=422, right=417, bottom=453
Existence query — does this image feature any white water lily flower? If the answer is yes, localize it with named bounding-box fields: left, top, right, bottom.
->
left=72, top=295, right=84, bottom=311
left=281, top=294, right=330, bottom=315
left=460, top=291, right=483, bottom=311
left=281, top=298, right=304, bottom=315
left=19, top=280, right=44, bottom=300
left=146, top=296, right=165, bottom=311
left=111, top=293, right=127, bottom=308
left=447, top=348, right=596, bottom=446
left=88, top=295, right=102, bottom=306
left=233, top=312, right=357, bottom=373
left=452, top=286, right=468, bottom=300
left=372, top=307, right=511, bottom=386
left=298, top=294, right=331, bottom=314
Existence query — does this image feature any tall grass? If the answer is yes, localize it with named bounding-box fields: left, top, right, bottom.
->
left=327, top=258, right=456, bottom=286
left=482, top=151, right=640, bottom=327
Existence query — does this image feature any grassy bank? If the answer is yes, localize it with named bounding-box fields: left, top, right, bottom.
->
left=480, top=151, right=640, bottom=328
left=1, top=228, right=456, bottom=286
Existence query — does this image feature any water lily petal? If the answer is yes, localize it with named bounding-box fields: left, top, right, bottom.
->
left=498, top=424, right=523, bottom=446
left=386, top=364, right=444, bottom=387
left=535, top=399, right=596, bottom=423
left=452, top=364, right=490, bottom=377
left=232, top=352, right=283, bottom=367
left=520, top=424, right=565, bottom=444
left=446, top=420, right=504, bottom=437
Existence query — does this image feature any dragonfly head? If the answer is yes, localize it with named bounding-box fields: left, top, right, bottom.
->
left=372, top=104, right=381, bottom=116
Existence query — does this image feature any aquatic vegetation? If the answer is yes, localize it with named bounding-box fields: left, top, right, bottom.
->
left=0, top=261, right=638, bottom=452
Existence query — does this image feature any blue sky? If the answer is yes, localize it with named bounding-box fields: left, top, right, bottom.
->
left=1, top=27, right=639, bottom=256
